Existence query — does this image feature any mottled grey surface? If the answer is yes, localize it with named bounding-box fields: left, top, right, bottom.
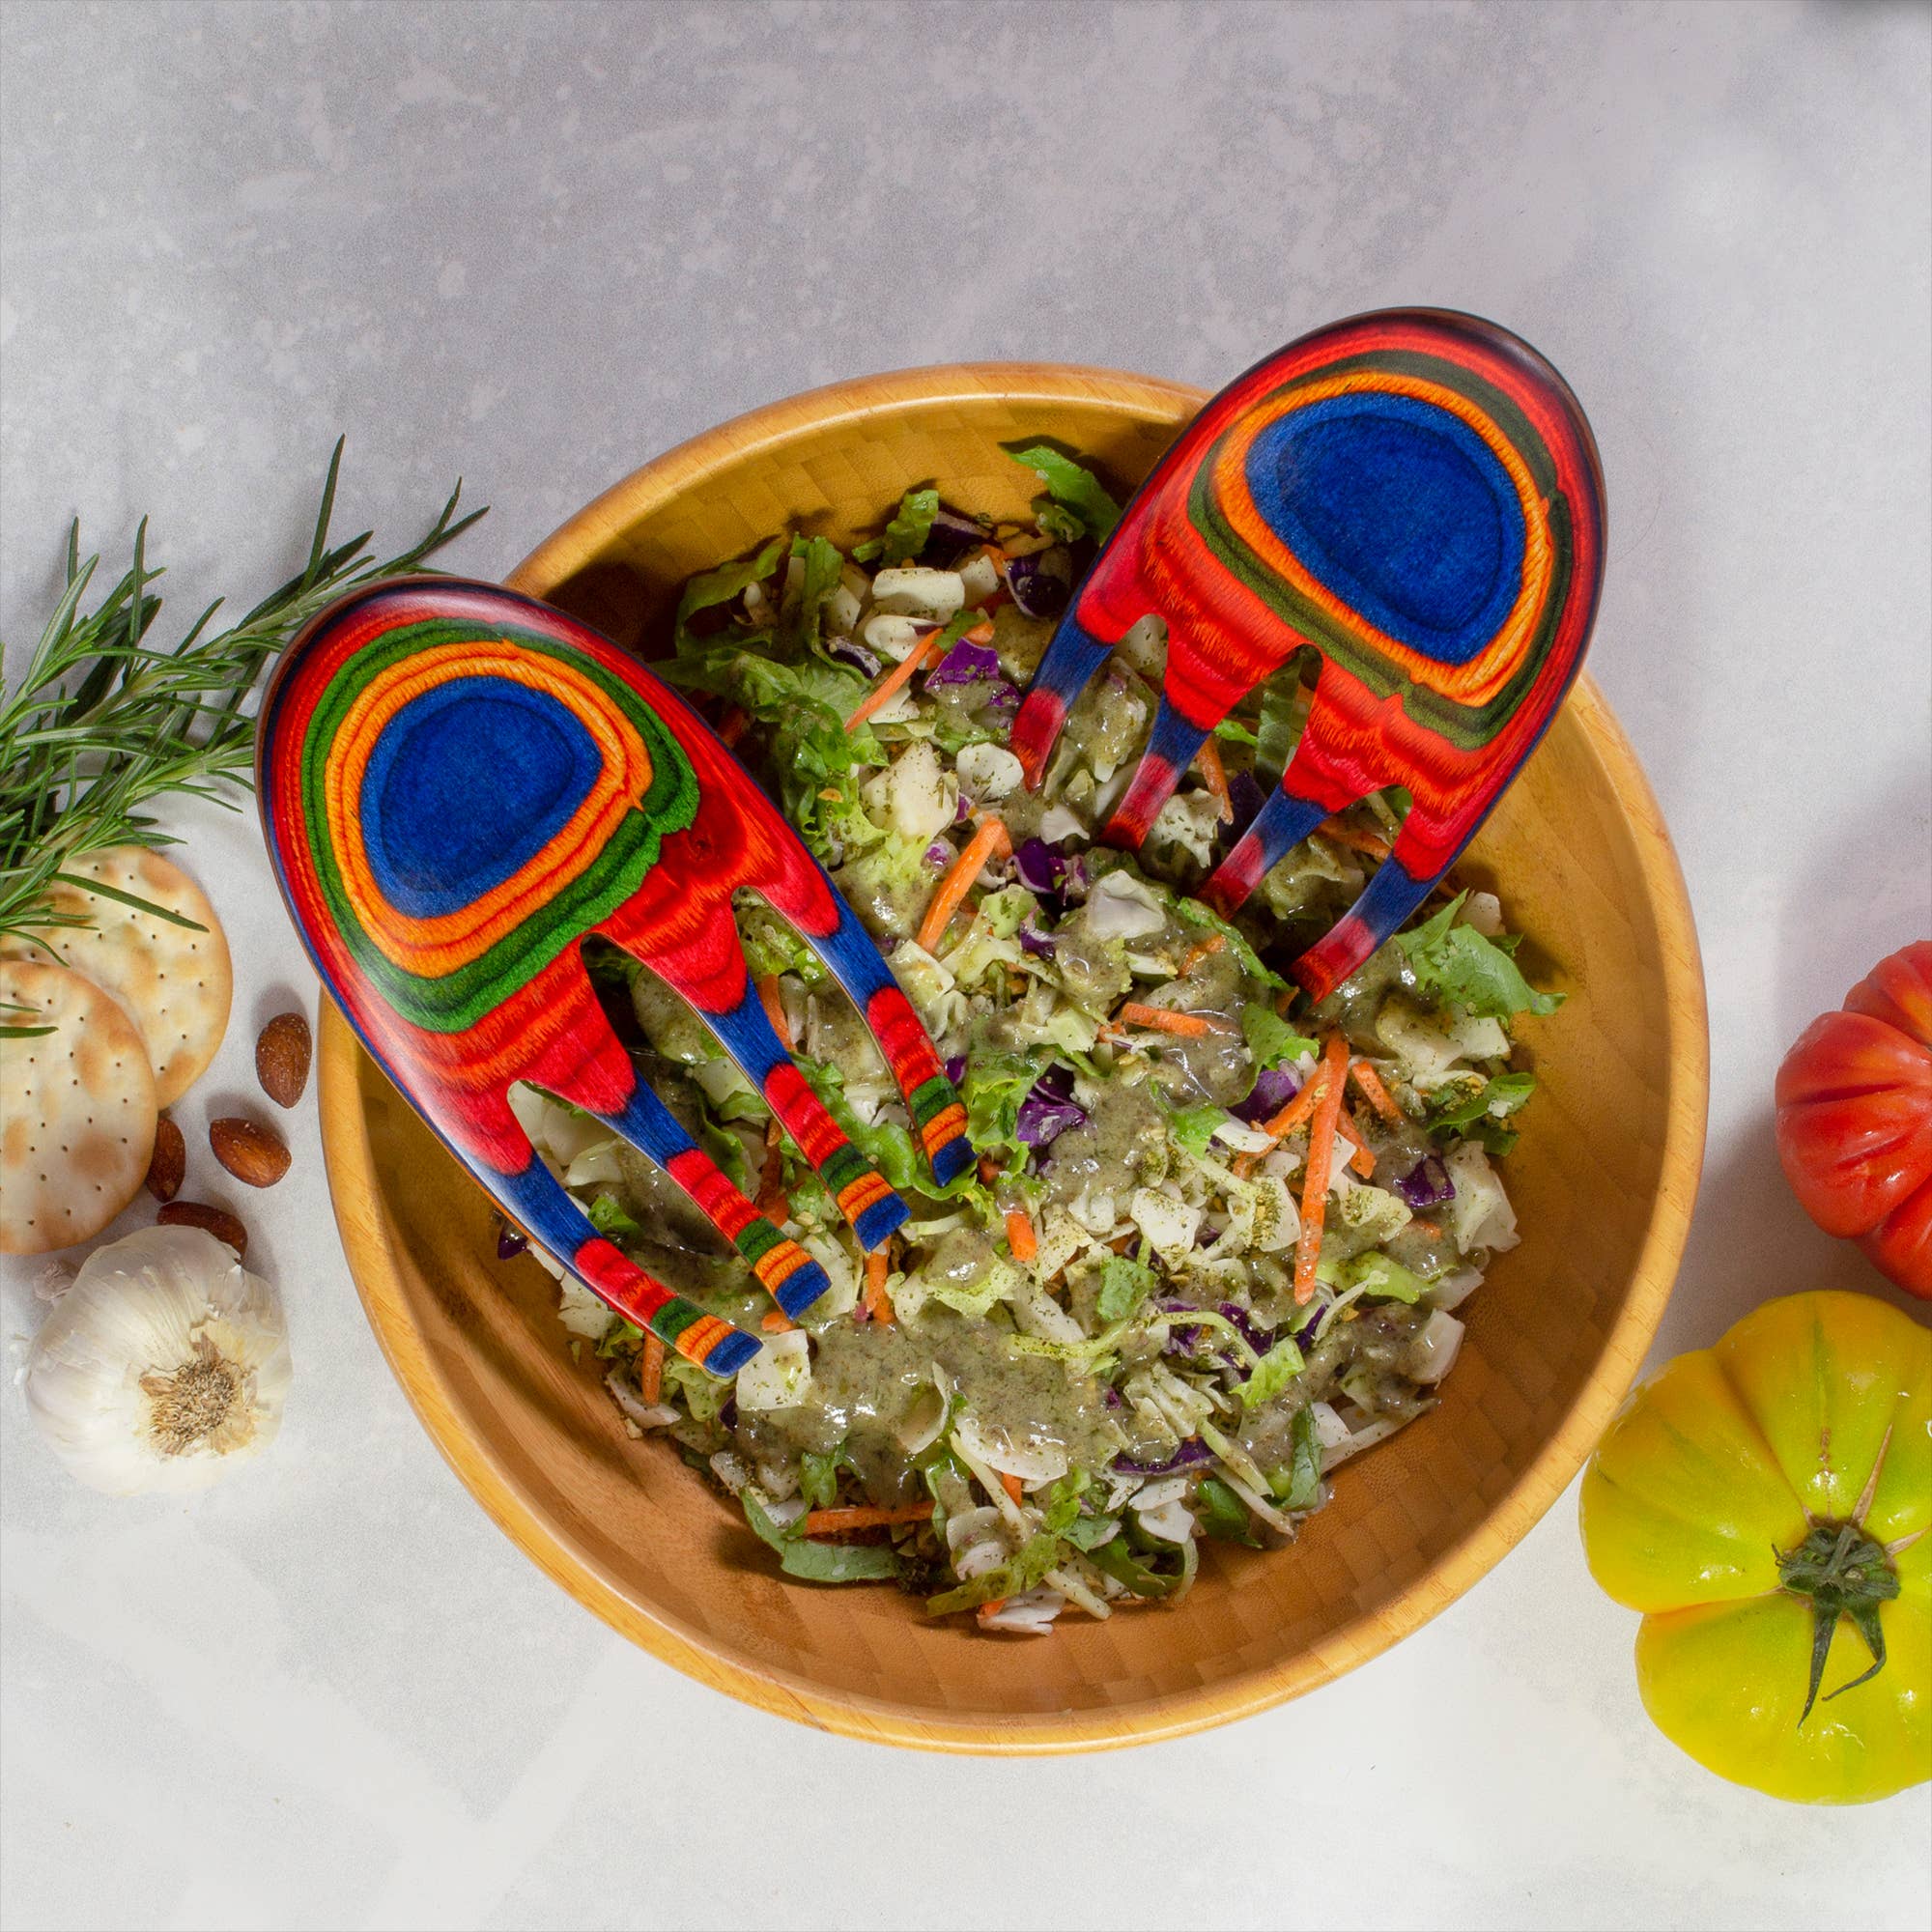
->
left=3, top=4, right=1929, bottom=1929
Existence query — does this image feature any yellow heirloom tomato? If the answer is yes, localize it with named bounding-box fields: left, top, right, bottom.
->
left=1579, top=1291, right=1930, bottom=1804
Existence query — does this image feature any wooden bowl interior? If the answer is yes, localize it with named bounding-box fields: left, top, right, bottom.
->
left=319, top=367, right=1706, bottom=1750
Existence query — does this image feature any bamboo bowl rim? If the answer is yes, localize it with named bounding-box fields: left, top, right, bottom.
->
left=317, top=361, right=1709, bottom=1752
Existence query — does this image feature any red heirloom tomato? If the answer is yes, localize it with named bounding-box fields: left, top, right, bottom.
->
left=1776, top=942, right=1932, bottom=1297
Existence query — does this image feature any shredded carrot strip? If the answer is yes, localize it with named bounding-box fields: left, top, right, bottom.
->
left=1115, top=1002, right=1213, bottom=1038
left=979, top=1154, right=1004, bottom=1185
left=999, top=1470, right=1025, bottom=1507
left=760, top=1310, right=795, bottom=1333
left=803, top=1501, right=935, bottom=1535
left=916, top=816, right=1010, bottom=952
left=977, top=1599, right=1009, bottom=1623
left=1005, top=1208, right=1037, bottom=1263
left=845, top=631, right=943, bottom=729
left=1196, top=735, right=1234, bottom=823
left=1179, top=930, right=1226, bottom=974
left=1335, top=1110, right=1376, bottom=1177
left=1410, top=1218, right=1442, bottom=1237
left=1349, top=1057, right=1405, bottom=1125
left=863, top=1247, right=894, bottom=1323
left=755, top=974, right=792, bottom=1051
left=1293, top=1033, right=1350, bottom=1303
left=639, top=1333, right=666, bottom=1405
left=717, top=706, right=749, bottom=748
left=1231, top=1151, right=1259, bottom=1180
left=1321, top=815, right=1391, bottom=859
left=755, top=1119, right=787, bottom=1222
left=1261, top=1070, right=1328, bottom=1141
left=955, top=616, right=996, bottom=646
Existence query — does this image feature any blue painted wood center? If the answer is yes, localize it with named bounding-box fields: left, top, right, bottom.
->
left=359, top=678, right=603, bottom=917
left=1246, top=393, right=1525, bottom=665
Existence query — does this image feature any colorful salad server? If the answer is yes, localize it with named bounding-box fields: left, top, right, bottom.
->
left=1009, top=307, right=1607, bottom=1004
left=257, top=579, right=974, bottom=1374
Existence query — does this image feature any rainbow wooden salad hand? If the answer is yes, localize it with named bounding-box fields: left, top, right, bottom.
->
left=1009, top=308, right=1606, bottom=1005
left=258, top=579, right=973, bottom=1376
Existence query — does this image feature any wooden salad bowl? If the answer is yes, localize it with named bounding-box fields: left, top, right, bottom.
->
left=316, top=363, right=1709, bottom=1751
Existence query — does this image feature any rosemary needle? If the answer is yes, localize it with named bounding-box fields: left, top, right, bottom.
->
left=0, top=439, right=486, bottom=962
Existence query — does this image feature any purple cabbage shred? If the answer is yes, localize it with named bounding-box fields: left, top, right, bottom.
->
left=1018, top=918, right=1057, bottom=960
left=1232, top=1066, right=1300, bottom=1124
left=497, top=1224, right=528, bottom=1261
left=1397, top=1154, right=1455, bottom=1209
left=1003, top=550, right=1071, bottom=619
left=1015, top=1065, right=1086, bottom=1148
left=1013, top=837, right=1066, bottom=896
left=1216, top=1302, right=1275, bottom=1352
left=925, top=639, right=1003, bottom=688
left=922, top=506, right=992, bottom=566
left=1112, top=1438, right=1211, bottom=1475
left=828, top=638, right=881, bottom=678
left=1226, top=767, right=1266, bottom=835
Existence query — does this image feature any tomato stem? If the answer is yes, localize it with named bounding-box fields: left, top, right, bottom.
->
left=1775, top=1519, right=1899, bottom=1725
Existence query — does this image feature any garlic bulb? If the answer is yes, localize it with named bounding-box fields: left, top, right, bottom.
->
left=24, top=1225, right=291, bottom=1494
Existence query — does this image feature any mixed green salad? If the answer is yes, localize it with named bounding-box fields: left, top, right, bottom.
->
left=510, top=451, right=1561, bottom=1633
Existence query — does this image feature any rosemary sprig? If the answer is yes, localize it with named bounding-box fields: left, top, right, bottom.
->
left=0, top=440, right=486, bottom=950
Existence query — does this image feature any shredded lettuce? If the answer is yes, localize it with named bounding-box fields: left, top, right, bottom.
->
left=1241, top=1003, right=1316, bottom=1070
left=1240, top=1335, right=1306, bottom=1408
left=854, top=487, right=940, bottom=566
left=925, top=1471, right=1090, bottom=1614
left=1095, top=1252, right=1157, bottom=1323
left=1003, top=443, right=1122, bottom=541
left=585, top=1193, right=640, bottom=1241
left=1399, top=893, right=1564, bottom=1020
left=1275, top=1404, right=1323, bottom=1509
left=674, top=535, right=784, bottom=645
left=788, top=534, right=844, bottom=654
left=1165, top=1103, right=1228, bottom=1156
left=1195, top=1473, right=1264, bottom=1547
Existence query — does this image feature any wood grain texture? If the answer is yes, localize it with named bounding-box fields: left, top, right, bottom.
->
left=316, top=363, right=1709, bottom=1752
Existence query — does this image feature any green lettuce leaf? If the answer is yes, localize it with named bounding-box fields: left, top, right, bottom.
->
left=1096, top=1251, right=1157, bottom=1323
left=1239, top=1334, right=1306, bottom=1408
left=1003, top=443, right=1122, bottom=541
left=958, top=1046, right=1039, bottom=1154
left=1089, top=1531, right=1189, bottom=1599
left=788, top=534, right=844, bottom=654
left=854, top=486, right=940, bottom=566
left=743, top=1488, right=901, bottom=1582
left=1165, top=1103, right=1228, bottom=1156
left=799, top=1447, right=844, bottom=1513
left=1195, top=1473, right=1264, bottom=1548
left=1398, top=894, right=1564, bottom=1020
left=1342, top=1252, right=1429, bottom=1303
left=1241, top=1003, right=1317, bottom=1071
left=585, top=1193, right=640, bottom=1241
left=1275, top=1403, right=1323, bottom=1510
left=1428, top=1067, right=1538, bottom=1133
left=673, top=534, right=784, bottom=644
left=924, top=1470, right=1090, bottom=1615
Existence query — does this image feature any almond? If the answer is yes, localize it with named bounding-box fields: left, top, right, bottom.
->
left=209, top=1117, right=291, bottom=1188
left=156, top=1200, right=249, bottom=1258
left=256, top=1010, right=312, bottom=1109
left=144, top=1115, right=185, bottom=1202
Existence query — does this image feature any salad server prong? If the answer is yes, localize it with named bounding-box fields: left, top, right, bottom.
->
left=257, top=578, right=974, bottom=1373
left=1009, top=307, right=1606, bottom=1006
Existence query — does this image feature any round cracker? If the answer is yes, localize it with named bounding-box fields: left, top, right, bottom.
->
left=0, top=846, right=231, bottom=1106
left=1, top=959, right=158, bottom=1254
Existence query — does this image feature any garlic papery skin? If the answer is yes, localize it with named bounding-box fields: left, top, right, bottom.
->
left=24, top=1225, right=291, bottom=1495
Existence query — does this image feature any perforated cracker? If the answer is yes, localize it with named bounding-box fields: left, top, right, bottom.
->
left=0, top=846, right=232, bottom=1106
left=1, top=959, right=158, bottom=1254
